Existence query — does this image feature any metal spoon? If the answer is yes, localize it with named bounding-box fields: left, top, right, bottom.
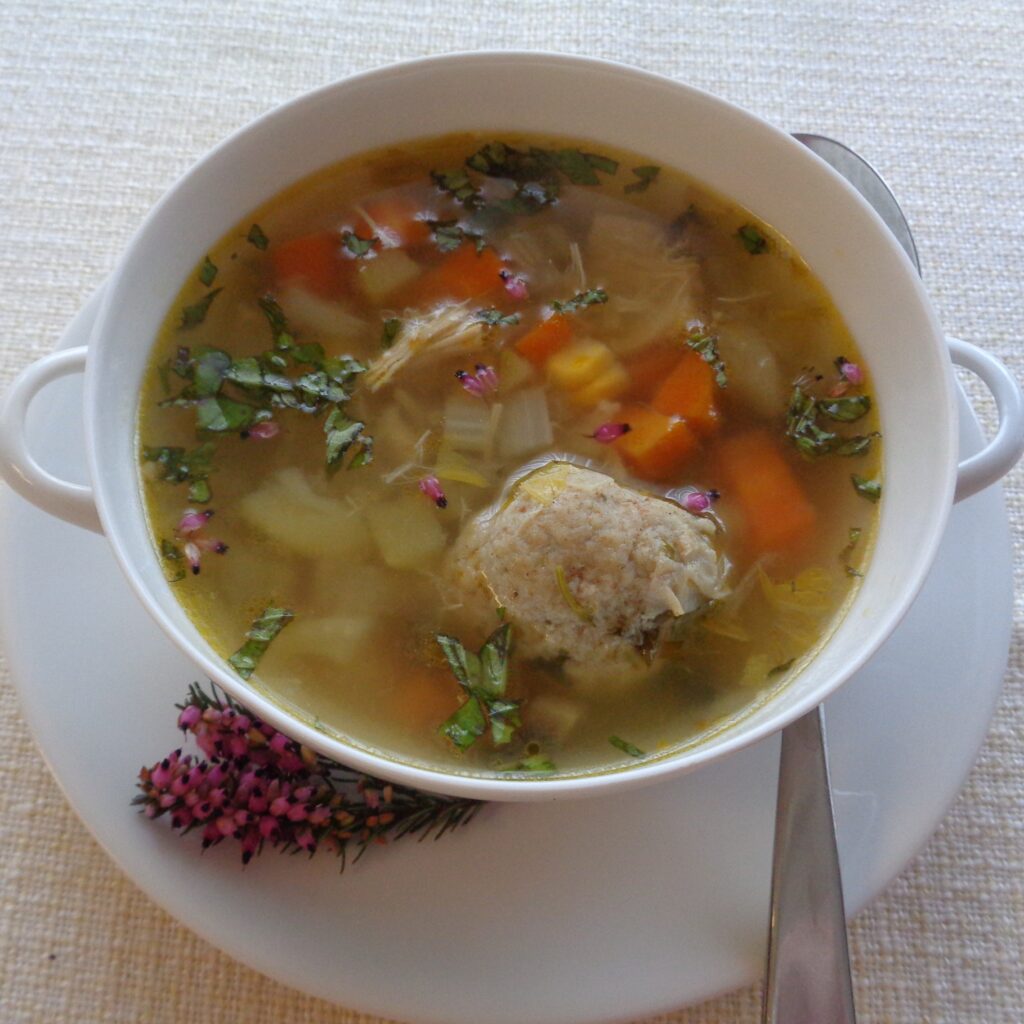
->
left=762, top=135, right=921, bottom=1024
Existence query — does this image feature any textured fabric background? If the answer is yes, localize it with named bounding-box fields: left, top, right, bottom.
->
left=1, top=2, right=1022, bottom=1021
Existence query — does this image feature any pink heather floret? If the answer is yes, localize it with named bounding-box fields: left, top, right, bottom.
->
left=195, top=537, right=229, bottom=554
left=681, top=489, right=719, bottom=514
left=178, top=509, right=214, bottom=534
left=502, top=273, right=529, bottom=301
left=177, top=704, right=202, bottom=731
left=841, top=360, right=864, bottom=385
left=248, top=420, right=280, bottom=440
left=474, top=364, right=499, bottom=393
left=183, top=542, right=201, bottom=575
left=455, top=370, right=487, bottom=398
left=589, top=421, right=631, bottom=444
left=419, top=475, right=448, bottom=509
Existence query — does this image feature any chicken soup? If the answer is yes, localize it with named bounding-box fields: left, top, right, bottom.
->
left=138, top=133, right=881, bottom=776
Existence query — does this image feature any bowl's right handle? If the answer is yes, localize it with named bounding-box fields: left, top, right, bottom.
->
left=949, top=336, right=1024, bottom=502
left=0, top=346, right=102, bottom=533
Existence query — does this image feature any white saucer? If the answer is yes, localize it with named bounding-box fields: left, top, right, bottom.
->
left=0, top=287, right=1013, bottom=1023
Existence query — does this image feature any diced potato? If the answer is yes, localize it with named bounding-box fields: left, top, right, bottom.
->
left=716, top=323, right=787, bottom=419
left=279, top=285, right=368, bottom=344
left=443, top=393, right=496, bottom=454
left=238, top=467, right=370, bottom=560
left=310, top=561, right=431, bottom=617
left=269, top=614, right=376, bottom=668
left=528, top=692, right=584, bottom=742
left=498, top=348, right=536, bottom=391
left=547, top=339, right=616, bottom=392
left=434, top=440, right=490, bottom=488
left=368, top=494, right=447, bottom=570
left=356, top=249, right=422, bottom=303
left=496, top=387, right=554, bottom=460
left=570, top=363, right=629, bottom=407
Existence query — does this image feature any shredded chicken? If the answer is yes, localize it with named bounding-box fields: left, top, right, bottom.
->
left=364, top=302, right=486, bottom=391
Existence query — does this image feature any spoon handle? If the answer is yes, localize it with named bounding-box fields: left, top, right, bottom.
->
left=762, top=706, right=856, bottom=1024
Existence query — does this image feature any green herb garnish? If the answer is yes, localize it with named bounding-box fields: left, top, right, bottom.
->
left=851, top=475, right=882, bottom=503
left=624, top=165, right=660, bottom=194
left=498, top=754, right=556, bottom=773
left=258, top=295, right=293, bottom=349
left=159, top=539, right=186, bottom=583
left=609, top=735, right=645, bottom=758
left=179, top=288, right=222, bottom=330
left=430, top=168, right=483, bottom=208
left=437, top=624, right=519, bottom=751
left=246, top=223, right=269, bottom=250
left=786, top=378, right=878, bottom=459
left=475, top=308, right=521, bottom=327
left=737, top=224, right=768, bottom=254
left=341, top=230, right=376, bottom=258
left=840, top=527, right=862, bottom=560
left=143, top=442, right=215, bottom=499
left=381, top=317, right=402, bottom=348
left=427, top=219, right=483, bottom=254
left=324, top=409, right=371, bottom=471
left=199, top=256, right=218, bottom=287
left=687, top=330, right=728, bottom=388
left=550, top=288, right=608, bottom=314
left=228, top=606, right=294, bottom=679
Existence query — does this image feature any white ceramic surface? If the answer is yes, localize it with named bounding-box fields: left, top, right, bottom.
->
left=0, top=287, right=1012, bottom=1022
left=2, top=53, right=1020, bottom=802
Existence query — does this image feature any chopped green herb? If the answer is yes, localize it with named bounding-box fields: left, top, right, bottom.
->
left=840, top=527, right=863, bottom=560
left=159, top=539, right=186, bottom=583
left=786, top=379, right=879, bottom=459
left=195, top=395, right=264, bottom=434
left=324, top=409, right=370, bottom=471
left=495, top=605, right=507, bottom=621
left=199, top=256, right=218, bottom=287
left=550, top=288, right=608, bottom=314
left=845, top=566, right=865, bottom=578
left=737, top=224, right=768, bottom=254
left=188, top=479, right=211, bottom=504
left=555, top=565, right=593, bottom=623
left=228, top=606, right=294, bottom=679
left=818, top=395, right=871, bottom=423
left=192, top=348, right=232, bottom=396
left=475, top=308, right=521, bottom=327
left=687, top=330, right=728, bottom=388
left=430, top=168, right=483, bottom=208
left=246, top=223, right=269, bottom=250
left=851, top=475, right=882, bottom=503
left=341, top=230, right=376, bottom=258
left=624, top=165, right=660, bottom=194
left=426, top=219, right=483, bottom=254
left=498, top=754, right=556, bottom=773
left=554, top=148, right=619, bottom=185
left=436, top=624, right=519, bottom=750
left=179, top=288, right=222, bottom=330
left=381, top=317, right=402, bottom=348
left=609, top=735, right=645, bottom=758
left=142, top=441, right=215, bottom=488
left=257, top=295, right=292, bottom=349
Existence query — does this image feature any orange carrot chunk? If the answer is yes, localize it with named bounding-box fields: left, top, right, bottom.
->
left=623, top=341, right=686, bottom=401
left=271, top=232, right=345, bottom=298
left=414, top=243, right=505, bottom=304
left=651, top=348, right=720, bottom=435
left=358, top=196, right=432, bottom=248
left=615, top=405, right=700, bottom=482
left=717, top=430, right=817, bottom=554
left=515, top=314, right=574, bottom=367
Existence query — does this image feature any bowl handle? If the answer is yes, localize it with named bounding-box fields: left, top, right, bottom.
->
left=0, top=346, right=102, bottom=533
left=949, top=336, right=1024, bottom=502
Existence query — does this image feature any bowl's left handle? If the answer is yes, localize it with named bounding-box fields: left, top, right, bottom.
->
left=0, top=347, right=102, bottom=533
left=950, top=336, right=1024, bottom=502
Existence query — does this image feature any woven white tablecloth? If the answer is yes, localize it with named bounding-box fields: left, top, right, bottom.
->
left=1, top=2, right=1022, bottom=1021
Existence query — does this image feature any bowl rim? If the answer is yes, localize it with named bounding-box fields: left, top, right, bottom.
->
left=82, top=49, right=956, bottom=800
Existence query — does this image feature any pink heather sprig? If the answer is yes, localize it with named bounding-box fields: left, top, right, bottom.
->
left=455, top=364, right=499, bottom=398
left=176, top=509, right=228, bottom=575
left=419, top=474, right=448, bottom=509
left=134, top=683, right=482, bottom=867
